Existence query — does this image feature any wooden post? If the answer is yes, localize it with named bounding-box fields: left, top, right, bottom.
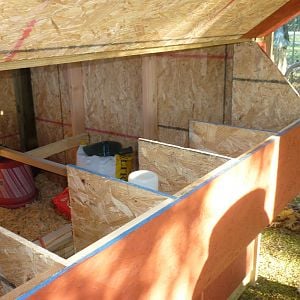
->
left=66, top=63, right=85, bottom=136
left=13, top=69, right=38, bottom=151
left=142, top=55, right=158, bottom=140
left=250, top=234, right=261, bottom=285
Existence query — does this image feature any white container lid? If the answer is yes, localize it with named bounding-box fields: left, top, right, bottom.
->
left=128, top=170, right=159, bottom=191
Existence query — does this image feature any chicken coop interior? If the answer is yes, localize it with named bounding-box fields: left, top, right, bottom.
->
left=0, top=1, right=299, bottom=299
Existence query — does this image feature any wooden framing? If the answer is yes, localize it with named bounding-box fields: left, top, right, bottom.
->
left=0, top=13, right=299, bottom=296
left=0, top=133, right=88, bottom=176
left=26, top=133, right=88, bottom=159
left=15, top=120, right=299, bottom=300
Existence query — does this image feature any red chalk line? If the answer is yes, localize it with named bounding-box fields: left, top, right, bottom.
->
left=5, top=19, right=37, bottom=62
left=35, top=117, right=139, bottom=140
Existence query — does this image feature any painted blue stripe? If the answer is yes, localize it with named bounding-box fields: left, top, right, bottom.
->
left=276, top=119, right=300, bottom=136
left=18, top=128, right=288, bottom=299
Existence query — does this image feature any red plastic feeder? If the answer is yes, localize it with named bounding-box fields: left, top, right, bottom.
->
left=0, top=158, right=37, bottom=208
left=52, top=188, right=71, bottom=220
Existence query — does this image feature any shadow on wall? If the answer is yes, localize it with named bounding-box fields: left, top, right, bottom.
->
left=26, top=124, right=300, bottom=300
left=192, top=189, right=268, bottom=300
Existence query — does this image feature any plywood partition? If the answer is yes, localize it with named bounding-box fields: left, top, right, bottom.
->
left=138, top=139, right=230, bottom=194
left=21, top=120, right=300, bottom=300
left=67, top=165, right=169, bottom=252
left=0, top=226, right=66, bottom=297
left=231, top=42, right=300, bottom=131
left=189, top=121, right=273, bottom=157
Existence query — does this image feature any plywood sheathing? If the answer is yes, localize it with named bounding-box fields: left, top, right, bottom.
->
left=0, top=71, right=20, bottom=150
left=231, top=42, right=300, bottom=131
left=0, top=0, right=291, bottom=70
left=31, top=65, right=76, bottom=164
left=157, top=46, right=227, bottom=147
left=0, top=226, right=66, bottom=292
left=138, top=139, right=229, bottom=194
left=189, top=121, right=273, bottom=157
left=82, top=57, right=143, bottom=152
left=67, top=166, right=167, bottom=252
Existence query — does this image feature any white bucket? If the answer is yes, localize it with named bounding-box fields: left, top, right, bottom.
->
left=128, top=170, right=159, bottom=191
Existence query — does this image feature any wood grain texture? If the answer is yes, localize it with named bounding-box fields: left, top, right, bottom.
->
left=0, top=0, right=287, bottom=69
left=189, top=121, right=273, bottom=157
left=67, top=166, right=167, bottom=252
left=142, top=56, right=158, bottom=140
left=156, top=46, right=227, bottom=146
left=231, top=42, right=300, bottom=131
left=31, top=65, right=66, bottom=164
left=0, top=226, right=66, bottom=292
left=138, top=138, right=229, bottom=194
left=24, top=120, right=300, bottom=300
left=82, top=57, right=143, bottom=140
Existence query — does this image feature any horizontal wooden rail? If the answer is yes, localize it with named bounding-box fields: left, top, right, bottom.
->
left=0, top=147, right=66, bottom=176
left=26, top=133, right=89, bottom=159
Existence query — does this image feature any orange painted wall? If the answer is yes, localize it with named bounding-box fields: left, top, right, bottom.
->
left=23, top=121, right=300, bottom=300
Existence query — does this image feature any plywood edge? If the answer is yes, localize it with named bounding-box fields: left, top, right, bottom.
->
left=189, top=121, right=274, bottom=157
left=139, top=138, right=232, bottom=160
left=0, top=226, right=67, bottom=266
left=26, top=133, right=89, bottom=158
left=0, top=39, right=250, bottom=72
left=0, top=226, right=67, bottom=297
left=1, top=265, right=64, bottom=300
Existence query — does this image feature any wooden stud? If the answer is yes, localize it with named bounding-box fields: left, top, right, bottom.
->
left=66, top=63, right=85, bottom=136
left=142, top=55, right=158, bottom=140
left=250, top=234, right=261, bottom=285
left=0, top=147, right=66, bottom=176
left=26, top=133, right=88, bottom=159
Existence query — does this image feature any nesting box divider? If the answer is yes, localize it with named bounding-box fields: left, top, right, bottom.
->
left=189, top=121, right=274, bottom=158
left=138, top=138, right=230, bottom=194
left=0, top=226, right=67, bottom=298
left=67, top=165, right=170, bottom=252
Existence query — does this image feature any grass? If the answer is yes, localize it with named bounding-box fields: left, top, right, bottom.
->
left=240, top=198, right=300, bottom=299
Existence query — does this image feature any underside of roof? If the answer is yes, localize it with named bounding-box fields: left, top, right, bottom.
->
left=0, top=0, right=299, bottom=70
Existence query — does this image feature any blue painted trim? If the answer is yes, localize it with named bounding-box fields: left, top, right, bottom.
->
left=276, top=119, right=300, bottom=136
left=67, top=164, right=176, bottom=200
left=18, top=132, right=285, bottom=299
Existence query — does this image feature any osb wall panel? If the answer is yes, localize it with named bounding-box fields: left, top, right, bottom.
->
left=139, top=139, right=229, bottom=194
left=82, top=56, right=143, bottom=151
left=156, top=46, right=227, bottom=147
left=0, top=0, right=288, bottom=69
left=0, top=226, right=65, bottom=289
left=31, top=65, right=71, bottom=163
left=189, top=121, right=273, bottom=158
left=67, top=166, right=167, bottom=252
left=0, top=71, right=20, bottom=150
left=232, top=42, right=300, bottom=131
